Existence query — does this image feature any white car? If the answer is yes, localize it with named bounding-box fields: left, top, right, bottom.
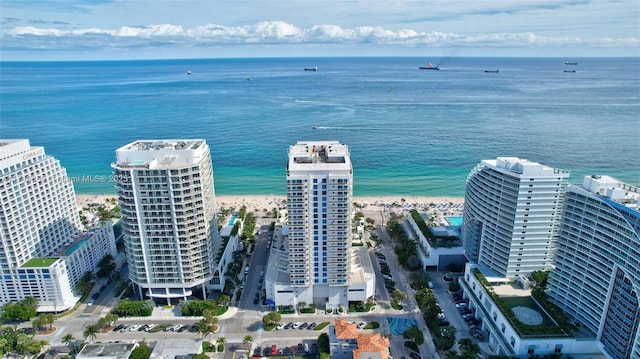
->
left=293, top=321, right=302, bottom=329
left=145, top=324, right=156, bottom=332
left=437, top=312, right=446, bottom=320
left=276, top=322, right=285, bottom=330
left=357, top=322, right=366, bottom=329
left=129, top=324, right=140, bottom=331
left=455, top=303, right=468, bottom=308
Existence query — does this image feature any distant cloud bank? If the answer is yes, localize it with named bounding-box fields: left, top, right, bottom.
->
left=3, top=21, right=638, bottom=52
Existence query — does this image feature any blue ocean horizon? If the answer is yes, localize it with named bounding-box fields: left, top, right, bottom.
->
left=1, top=57, right=638, bottom=196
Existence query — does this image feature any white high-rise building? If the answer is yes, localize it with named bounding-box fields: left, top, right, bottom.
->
left=462, top=157, right=569, bottom=279
left=548, top=175, right=640, bottom=359
left=112, top=140, right=219, bottom=303
left=0, top=139, right=116, bottom=311
left=287, top=141, right=353, bottom=289
left=264, top=141, right=375, bottom=310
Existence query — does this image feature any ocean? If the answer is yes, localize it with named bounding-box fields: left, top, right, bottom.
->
left=1, top=57, right=638, bottom=197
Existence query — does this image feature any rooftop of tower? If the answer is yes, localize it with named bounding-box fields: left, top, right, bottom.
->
left=481, top=156, right=570, bottom=178
left=114, top=139, right=209, bottom=169
left=288, top=140, right=351, bottom=168
left=580, top=174, right=639, bottom=210
left=120, top=140, right=205, bottom=152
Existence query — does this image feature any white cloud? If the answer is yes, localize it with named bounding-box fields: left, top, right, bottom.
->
left=2, top=20, right=638, bottom=58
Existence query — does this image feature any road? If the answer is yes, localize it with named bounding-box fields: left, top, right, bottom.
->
left=35, top=213, right=446, bottom=359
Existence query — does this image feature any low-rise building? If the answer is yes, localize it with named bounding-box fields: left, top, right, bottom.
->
left=265, top=225, right=375, bottom=311
left=406, top=212, right=466, bottom=271
left=459, top=263, right=604, bottom=357
left=76, top=342, right=137, bottom=359
left=329, top=319, right=390, bottom=359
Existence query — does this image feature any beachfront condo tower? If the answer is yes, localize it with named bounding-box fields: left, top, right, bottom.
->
left=287, top=141, right=352, bottom=288
left=0, top=139, right=116, bottom=311
left=547, top=175, right=640, bottom=359
left=462, top=157, right=570, bottom=279
left=264, top=140, right=375, bottom=311
left=112, top=140, right=219, bottom=303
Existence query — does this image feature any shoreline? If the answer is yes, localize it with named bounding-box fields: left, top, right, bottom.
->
left=76, top=194, right=464, bottom=212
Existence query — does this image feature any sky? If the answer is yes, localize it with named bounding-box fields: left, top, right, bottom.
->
left=1, top=0, right=639, bottom=61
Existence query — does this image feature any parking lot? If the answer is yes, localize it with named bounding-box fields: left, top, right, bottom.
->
left=252, top=340, right=318, bottom=357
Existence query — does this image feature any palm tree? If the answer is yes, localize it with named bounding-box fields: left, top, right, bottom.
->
left=242, top=335, right=253, bottom=351
left=458, top=338, right=480, bottom=355
left=83, top=324, right=99, bottom=343
left=216, top=337, right=226, bottom=352
left=62, top=334, right=76, bottom=353
left=298, top=301, right=306, bottom=311
left=105, top=313, right=119, bottom=327
left=196, top=319, right=215, bottom=342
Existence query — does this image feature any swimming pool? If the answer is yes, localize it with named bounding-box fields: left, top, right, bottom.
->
left=387, top=317, right=417, bottom=336
left=228, top=217, right=236, bottom=225
left=446, top=216, right=463, bottom=226
left=64, top=239, right=86, bottom=255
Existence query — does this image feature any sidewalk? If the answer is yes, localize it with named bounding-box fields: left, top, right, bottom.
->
left=142, top=305, right=240, bottom=320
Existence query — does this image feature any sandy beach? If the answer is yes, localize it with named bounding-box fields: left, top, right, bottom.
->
left=76, top=194, right=464, bottom=214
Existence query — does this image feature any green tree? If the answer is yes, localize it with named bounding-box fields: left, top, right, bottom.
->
left=317, top=332, right=330, bottom=353
left=196, top=320, right=212, bottom=341
left=83, top=324, right=99, bottom=343
left=62, top=334, right=76, bottom=353
left=391, top=289, right=408, bottom=303
left=262, top=312, right=281, bottom=325
left=31, top=317, right=43, bottom=332
left=130, top=341, right=152, bottom=359
left=216, top=337, right=226, bottom=352
left=105, top=313, right=119, bottom=326
left=404, top=325, right=424, bottom=345
left=458, top=338, right=480, bottom=357
left=97, top=254, right=116, bottom=278
left=2, top=297, right=39, bottom=321
left=243, top=335, right=253, bottom=351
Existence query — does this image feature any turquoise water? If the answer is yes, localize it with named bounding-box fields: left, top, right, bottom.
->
left=1, top=57, right=638, bottom=196
left=229, top=217, right=236, bottom=225
left=446, top=217, right=463, bottom=226
left=64, top=239, right=86, bottom=255
left=387, top=317, right=418, bottom=336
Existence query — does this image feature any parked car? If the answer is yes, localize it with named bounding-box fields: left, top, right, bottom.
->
left=128, top=324, right=140, bottom=332
left=455, top=302, right=468, bottom=308
left=438, top=319, right=450, bottom=327
left=308, top=322, right=316, bottom=330
left=437, top=312, right=446, bottom=320
left=118, top=325, right=129, bottom=333
left=276, top=322, right=285, bottom=330
left=409, top=352, right=422, bottom=359
left=293, top=321, right=302, bottom=329
left=177, top=325, right=188, bottom=332
left=284, top=322, right=294, bottom=329
left=271, top=345, right=277, bottom=356
left=357, top=322, right=366, bottom=329
left=254, top=347, right=262, bottom=356
left=299, top=322, right=308, bottom=330
left=113, top=324, right=126, bottom=332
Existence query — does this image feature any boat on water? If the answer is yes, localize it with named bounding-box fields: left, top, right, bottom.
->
left=311, top=125, right=318, bottom=129
left=304, top=67, right=318, bottom=71
left=565, top=62, right=578, bottom=65
left=187, top=70, right=192, bottom=75
left=419, top=62, right=440, bottom=70
left=484, top=69, right=499, bottom=73
left=564, top=70, right=576, bottom=73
